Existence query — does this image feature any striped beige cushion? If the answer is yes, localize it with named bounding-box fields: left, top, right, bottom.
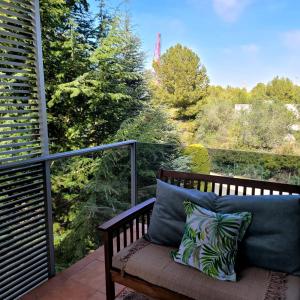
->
left=112, top=239, right=300, bottom=300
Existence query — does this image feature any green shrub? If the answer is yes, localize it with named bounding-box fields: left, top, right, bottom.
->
left=183, top=144, right=210, bottom=174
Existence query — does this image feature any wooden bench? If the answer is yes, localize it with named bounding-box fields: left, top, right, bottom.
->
left=98, top=169, right=300, bottom=300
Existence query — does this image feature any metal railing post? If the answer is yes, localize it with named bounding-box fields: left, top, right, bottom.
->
left=34, top=0, right=50, bottom=156
left=130, top=141, right=137, bottom=206
left=43, top=160, right=55, bottom=277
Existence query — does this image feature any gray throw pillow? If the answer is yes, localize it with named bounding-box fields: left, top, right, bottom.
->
left=145, top=179, right=218, bottom=246
left=215, top=194, right=300, bottom=276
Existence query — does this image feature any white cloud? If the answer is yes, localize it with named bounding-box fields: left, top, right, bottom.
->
left=282, top=30, right=300, bottom=50
left=212, top=0, right=252, bottom=22
left=241, top=43, right=260, bottom=54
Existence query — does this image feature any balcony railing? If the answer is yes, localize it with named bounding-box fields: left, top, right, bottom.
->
left=1, top=140, right=300, bottom=298
left=0, top=140, right=137, bottom=299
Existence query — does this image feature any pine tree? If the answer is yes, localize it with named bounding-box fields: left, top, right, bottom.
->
left=152, top=44, right=209, bottom=119
left=48, top=15, right=148, bottom=150
left=95, top=0, right=112, bottom=41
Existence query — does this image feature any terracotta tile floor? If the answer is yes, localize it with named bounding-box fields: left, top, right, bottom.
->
left=21, top=224, right=146, bottom=300
left=21, top=245, right=124, bottom=300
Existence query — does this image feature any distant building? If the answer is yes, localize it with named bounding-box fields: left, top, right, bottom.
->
left=234, top=104, right=251, bottom=112
left=290, top=124, right=300, bottom=131
left=234, top=103, right=299, bottom=119
left=234, top=103, right=300, bottom=133
left=285, top=104, right=300, bottom=118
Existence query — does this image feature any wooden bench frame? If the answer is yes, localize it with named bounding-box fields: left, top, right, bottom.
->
left=98, top=169, right=300, bottom=300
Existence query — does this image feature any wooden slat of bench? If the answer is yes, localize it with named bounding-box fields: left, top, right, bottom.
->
left=158, top=169, right=300, bottom=194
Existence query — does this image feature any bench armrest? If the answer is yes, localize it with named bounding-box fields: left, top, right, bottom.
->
left=98, top=198, right=155, bottom=295
left=98, top=198, right=156, bottom=233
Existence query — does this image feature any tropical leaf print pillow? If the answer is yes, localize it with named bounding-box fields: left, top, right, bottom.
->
left=172, top=201, right=252, bottom=281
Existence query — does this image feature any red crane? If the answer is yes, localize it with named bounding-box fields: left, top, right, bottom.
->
left=154, top=33, right=161, bottom=64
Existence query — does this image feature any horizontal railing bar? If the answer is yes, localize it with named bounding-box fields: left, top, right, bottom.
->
left=0, top=230, right=45, bottom=255
left=0, top=152, right=44, bottom=163
left=0, top=103, right=38, bottom=108
left=0, top=170, right=42, bottom=188
left=0, top=152, right=41, bottom=164
left=0, top=180, right=43, bottom=197
left=0, top=29, right=33, bottom=41
left=0, top=194, right=43, bottom=209
left=0, top=204, right=44, bottom=226
left=0, top=162, right=41, bottom=176
left=0, top=74, right=31, bottom=80
left=0, top=262, right=46, bottom=289
left=0, top=22, right=33, bottom=35
left=0, top=82, right=31, bottom=87
left=0, top=225, right=46, bottom=249
left=0, top=98, right=39, bottom=103
left=0, top=36, right=31, bottom=48
left=0, top=67, right=31, bottom=73
left=0, top=89, right=33, bottom=94
left=0, top=174, right=43, bottom=191
left=0, top=60, right=35, bottom=68
left=0, top=53, right=34, bottom=61
left=0, top=15, right=33, bottom=28
left=0, top=134, right=40, bottom=142
left=0, top=186, right=43, bottom=203
left=0, top=265, right=47, bottom=297
left=0, top=140, right=39, bottom=149
left=0, top=245, right=46, bottom=275
left=0, top=240, right=46, bottom=268
left=0, top=45, right=33, bottom=54
left=0, top=89, right=35, bottom=94
left=0, top=213, right=44, bottom=235
left=0, top=8, right=33, bottom=23
left=0, top=140, right=137, bottom=170
left=0, top=128, right=39, bottom=135
left=0, top=0, right=34, bottom=14
left=0, top=113, right=38, bottom=119
left=0, top=110, right=38, bottom=116
left=13, top=0, right=34, bottom=8
left=0, top=122, right=39, bottom=128
left=0, top=146, right=41, bottom=156
left=5, top=275, right=48, bottom=300
left=0, top=256, right=47, bottom=286
left=0, top=96, right=33, bottom=100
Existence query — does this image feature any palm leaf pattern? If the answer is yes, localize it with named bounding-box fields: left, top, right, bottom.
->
left=232, top=212, right=252, bottom=241
left=183, top=200, right=198, bottom=217
left=172, top=201, right=251, bottom=282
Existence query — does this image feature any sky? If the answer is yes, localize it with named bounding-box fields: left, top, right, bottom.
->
left=89, top=0, right=300, bottom=89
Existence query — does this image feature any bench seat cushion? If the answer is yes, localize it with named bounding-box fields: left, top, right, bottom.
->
left=112, top=239, right=300, bottom=300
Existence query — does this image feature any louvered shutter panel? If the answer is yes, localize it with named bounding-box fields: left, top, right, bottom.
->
left=0, top=1, right=54, bottom=299
left=0, top=0, right=48, bottom=163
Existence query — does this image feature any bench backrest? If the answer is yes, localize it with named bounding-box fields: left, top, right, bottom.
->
left=158, top=169, right=300, bottom=196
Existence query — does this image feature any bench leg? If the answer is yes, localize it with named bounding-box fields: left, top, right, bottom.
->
left=106, top=273, right=115, bottom=300
left=102, top=231, right=115, bottom=300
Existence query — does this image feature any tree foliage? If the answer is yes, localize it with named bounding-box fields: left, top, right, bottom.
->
left=196, top=98, right=297, bottom=153
left=151, top=44, right=209, bottom=119
left=234, top=100, right=296, bottom=151
left=36, top=0, right=300, bottom=271
left=40, top=0, right=113, bottom=151
left=251, top=77, right=300, bottom=103
left=47, top=15, right=147, bottom=150
left=54, top=107, right=183, bottom=268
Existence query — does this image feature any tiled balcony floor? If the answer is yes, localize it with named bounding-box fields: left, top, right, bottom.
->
left=21, top=246, right=123, bottom=300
